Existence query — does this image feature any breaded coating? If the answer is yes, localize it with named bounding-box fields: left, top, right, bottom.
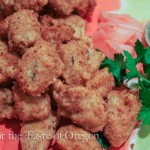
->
left=0, top=41, right=18, bottom=82
left=48, top=0, right=80, bottom=16
left=0, top=40, right=19, bottom=84
left=17, top=40, right=64, bottom=96
left=55, top=125, right=102, bottom=150
left=0, top=40, right=9, bottom=55
left=14, top=0, right=48, bottom=12
left=0, top=17, right=9, bottom=40
left=41, top=15, right=89, bottom=42
left=86, top=68, right=115, bottom=97
left=0, top=53, right=18, bottom=79
left=48, top=0, right=95, bottom=17
left=53, top=80, right=107, bottom=132
left=21, top=113, right=58, bottom=150
left=0, top=88, right=15, bottom=120
left=40, top=15, right=58, bottom=26
left=40, top=15, right=75, bottom=44
left=13, top=84, right=51, bottom=121
left=0, top=74, right=7, bottom=84
left=41, top=24, right=74, bottom=44
left=2, top=10, right=41, bottom=54
left=58, top=40, right=105, bottom=85
left=0, top=0, right=48, bottom=16
left=58, top=15, right=88, bottom=40
left=104, top=90, right=141, bottom=147
left=75, top=0, right=96, bottom=17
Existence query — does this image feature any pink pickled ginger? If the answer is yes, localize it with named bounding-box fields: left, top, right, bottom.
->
left=91, top=11, right=146, bottom=59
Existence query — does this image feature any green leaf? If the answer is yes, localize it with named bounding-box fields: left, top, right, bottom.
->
left=96, top=132, right=110, bottom=150
left=134, top=40, right=145, bottom=63
left=114, top=53, right=124, bottom=62
left=100, top=43, right=150, bottom=126
left=124, top=51, right=139, bottom=80
left=139, top=89, right=150, bottom=108
left=100, top=53, right=126, bottom=85
left=138, top=107, right=150, bottom=125
left=100, top=57, right=120, bottom=78
left=143, top=64, right=150, bottom=78
left=143, top=47, right=150, bottom=64
left=138, top=74, right=150, bottom=89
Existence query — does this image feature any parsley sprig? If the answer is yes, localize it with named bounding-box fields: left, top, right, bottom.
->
left=100, top=40, right=150, bottom=125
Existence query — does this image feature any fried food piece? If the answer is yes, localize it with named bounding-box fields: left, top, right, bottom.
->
left=0, top=40, right=9, bottom=55
left=0, top=45, right=18, bottom=79
left=40, top=15, right=75, bottom=44
left=0, top=40, right=9, bottom=83
left=13, top=84, right=51, bottom=121
left=104, top=90, right=141, bottom=147
left=48, top=0, right=80, bottom=16
left=53, top=80, right=107, bottom=132
left=41, top=24, right=74, bottom=44
left=40, top=15, right=58, bottom=26
left=0, top=88, right=15, bottom=120
left=86, top=68, right=115, bottom=97
left=14, top=0, right=48, bottom=12
left=0, top=74, right=7, bottom=84
left=58, top=15, right=88, bottom=40
left=41, top=15, right=88, bottom=42
left=0, top=40, right=19, bottom=81
left=75, top=0, right=96, bottom=17
left=55, top=125, right=102, bottom=150
left=58, top=40, right=105, bottom=85
left=17, top=39, right=64, bottom=96
left=1, top=10, right=41, bottom=54
left=21, top=113, right=58, bottom=150
left=0, top=53, right=19, bottom=79
left=0, top=0, right=48, bottom=16
left=8, top=10, right=41, bottom=54
left=0, top=17, right=9, bottom=40
left=48, top=0, right=96, bottom=17
left=0, top=40, right=19, bottom=85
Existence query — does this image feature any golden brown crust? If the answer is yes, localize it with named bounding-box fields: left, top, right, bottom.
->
left=0, top=88, right=15, bottom=120
left=0, top=41, right=10, bottom=83
left=58, top=40, right=105, bottom=85
left=0, top=53, right=19, bottom=79
left=0, top=0, right=48, bottom=16
left=40, top=15, right=75, bottom=44
left=41, top=24, right=74, bottom=44
left=40, top=15, right=90, bottom=42
left=48, top=0, right=80, bottom=16
left=48, top=0, right=96, bottom=17
left=104, top=90, right=141, bottom=147
left=0, top=73, right=7, bottom=84
left=14, top=0, right=48, bottom=12
left=21, top=113, right=58, bottom=150
left=17, top=39, right=64, bottom=96
left=76, top=0, right=96, bottom=17
left=13, top=84, right=51, bottom=121
left=0, top=40, right=9, bottom=55
left=53, top=80, right=107, bottom=132
left=0, top=40, right=19, bottom=85
left=86, top=68, right=115, bottom=97
left=4, top=10, right=41, bottom=54
left=55, top=125, right=102, bottom=150
left=0, top=17, right=10, bottom=40
left=58, top=15, right=88, bottom=40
